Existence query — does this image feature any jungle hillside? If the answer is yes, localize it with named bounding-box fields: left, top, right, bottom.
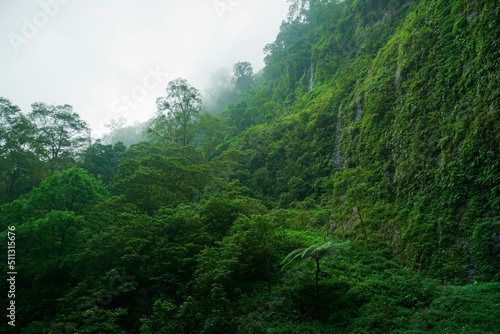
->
left=1, top=0, right=500, bottom=333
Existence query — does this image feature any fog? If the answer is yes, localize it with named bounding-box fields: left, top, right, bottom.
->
left=0, top=0, right=290, bottom=138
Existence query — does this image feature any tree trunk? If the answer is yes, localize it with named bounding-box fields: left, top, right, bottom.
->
left=315, top=257, right=320, bottom=308
left=354, top=199, right=369, bottom=251
left=267, top=258, right=271, bottom=292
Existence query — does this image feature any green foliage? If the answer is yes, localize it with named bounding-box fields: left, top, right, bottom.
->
left=233, top=61, right=254, bottom=94
left=281, top=240, right=351, bottom=271
left=0, top=167, right=105, bottom=228
left=1, top=0, right=500, bottom=333
left=29, top=102, right=90, bottom=170
left=150, top=78, right=202, bottom=146
left=281, top=240, right=350, bottom=307
left=0, top=98, right=47, bottom=203
left=199, top=197, right=241, bottom=240
left=27, top=167, right=105, bottom=216
left=18, top=210, right=84, bottom=265
left=472, top=220, right=500, bottom=281
left=209, top=148, right=250, bottom=183
left=196, top=112, right=236, bottom=159
left=80, top=140, right=126, bottom=185
left=406, top=283, right=500, bottom=333
left=111, top=154, right=211, bottom=214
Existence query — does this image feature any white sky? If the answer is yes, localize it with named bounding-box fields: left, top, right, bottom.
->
left=0, top=0, right=290, bottom=138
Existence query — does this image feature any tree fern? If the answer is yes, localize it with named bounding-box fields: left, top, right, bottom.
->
left=281, top=240, right=351, bottom=308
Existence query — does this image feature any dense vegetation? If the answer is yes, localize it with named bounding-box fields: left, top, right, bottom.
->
left=1, top=0, right=499, bottom=332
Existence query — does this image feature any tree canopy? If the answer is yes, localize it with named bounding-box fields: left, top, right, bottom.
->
left=1, top=0, right=500, bottom=332
left=29, top=102, right=90, bottom=170
left=151, top=78, right=202, bottom=146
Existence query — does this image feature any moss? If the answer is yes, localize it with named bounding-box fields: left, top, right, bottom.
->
left=472, top=221, right=500, bottom=281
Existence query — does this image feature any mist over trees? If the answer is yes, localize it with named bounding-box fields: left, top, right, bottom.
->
left=202, top=67, right=235, bottom=113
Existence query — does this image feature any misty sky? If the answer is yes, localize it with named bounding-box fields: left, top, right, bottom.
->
left=0, top=0, right=290, bottom=138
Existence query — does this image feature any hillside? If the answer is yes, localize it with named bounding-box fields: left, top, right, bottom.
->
left=1, top=0, right=499, bottom=333
left=225, top=0, right=500, bottom=282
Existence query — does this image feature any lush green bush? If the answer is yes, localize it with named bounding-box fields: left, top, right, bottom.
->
left=1, top=0, right=499, bottom=333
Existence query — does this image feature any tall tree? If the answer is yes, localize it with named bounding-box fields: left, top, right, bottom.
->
left=29, top=103, right=90, bottom=170
left=281, top=240, right=350, bottom=308
left=232, top=61, right=254, bottom=94
left=154, top=78, right=202, bottom=146
left=103, top=119, right=146, bottom=147
left=80, top=140, right=126, bottom=185
left=0, top=98, right=45, bottom=202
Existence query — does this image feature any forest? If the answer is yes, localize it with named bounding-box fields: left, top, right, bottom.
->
left=1, top=0, right=500, bottom=333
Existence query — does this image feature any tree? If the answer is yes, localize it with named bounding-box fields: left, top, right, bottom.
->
left=286, top=0, right=306, bottom=19
left=103, top=119, right=146, bottom=147
left=196, top=113, right=235, bottom=159
left=203, top=67, right=237, bottom=112
left=0, top=98, right=32, bottom=152
left=111, top=154, right=211, bottom=214
left=80, top=140, right=126, bottom=185
left=232, top=61, right=254, bottom=94
left=209, top=149, right=250, bottom=183
left=223, top=101, right=252, bottom=131
left=200, top=198, right=240, bottom=240
left=154, top=78, right=202, bottom=146
left=326, top=167, right=377, bottom=250
left=0, top=98, right=46, bottom=202
left=281, top=240, right=350, bottom=308
left=145, top=112, right=177, bottom=144
left=18, top=210, right=85, bottom=268
left=29, top=102, right=90, bottom=170
left=0, top=167, right=105, bottom=230
left=29, top=167, right=105, bottom=215
left=105, top=117, right=127, bottom=132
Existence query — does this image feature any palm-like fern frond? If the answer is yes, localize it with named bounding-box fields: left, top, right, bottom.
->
left=280, top=241, right=350, bottom=270
left=280, top=240, right=351, bottom=308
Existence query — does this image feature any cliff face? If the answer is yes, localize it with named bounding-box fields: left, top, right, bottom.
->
left=229, top=0, right=500, bottom=282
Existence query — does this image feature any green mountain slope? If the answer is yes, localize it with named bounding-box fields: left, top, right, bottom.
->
left=2, top=0, right=499, bottom=333
left=224, top=0, right=499, bottom=282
